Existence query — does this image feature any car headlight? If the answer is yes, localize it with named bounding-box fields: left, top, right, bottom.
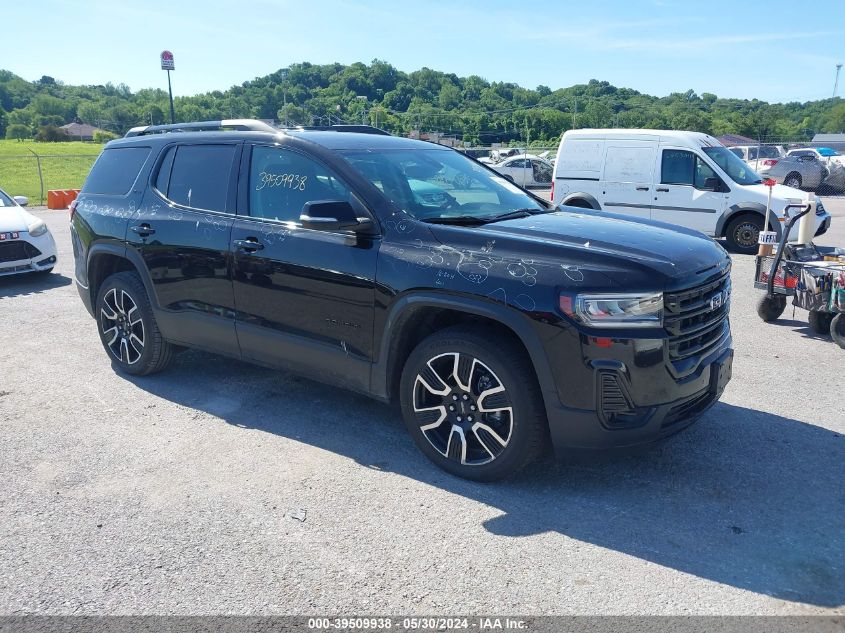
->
left=27, top=219, right=48, bottom=237
left=560, top=292, right=663, bottom=328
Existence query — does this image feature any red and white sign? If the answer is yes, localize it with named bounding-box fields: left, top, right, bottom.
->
left=160, top=50, right=175, bottom=71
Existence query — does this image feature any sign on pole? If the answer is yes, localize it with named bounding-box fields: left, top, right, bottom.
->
left=160, top=50, right=175, bottom=71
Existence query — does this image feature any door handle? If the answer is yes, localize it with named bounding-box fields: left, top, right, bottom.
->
left=636, top=186, right=650, bottom=191
left=130, top=224, right=155, bottom=236
left=233, top=238, right=264, bottom=253
left=656, top=187, right=670, bottom=192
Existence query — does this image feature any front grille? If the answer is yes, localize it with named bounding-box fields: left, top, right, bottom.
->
left=0, top=240, right=41, bottom=263
left=664, top=271, right=730, bottom=362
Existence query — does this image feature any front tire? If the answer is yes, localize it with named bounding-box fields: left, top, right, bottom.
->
left=726, top=214, right=764, bottom=254
left=756, top=294, right=787, bottom=322
left=399, top=325, right=547, bottom=481
left=808, top=310, right=833, bottom=335
left=95, top=271, right=174, bottom=376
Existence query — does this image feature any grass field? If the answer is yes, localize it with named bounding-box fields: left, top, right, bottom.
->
left=0, top=140, right=103, bottom=204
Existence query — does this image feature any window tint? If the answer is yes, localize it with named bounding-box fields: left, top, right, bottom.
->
left=249, top=146, right=351, bottom=222
left=729, top=148, right=744, bottom=159
left=83, top=147, right=151, bottom=195
left=661, top=150, right=695, bottom=186
left=155, top=146, right=176, bottom=195
left=167, top=144, right=236, bottom=212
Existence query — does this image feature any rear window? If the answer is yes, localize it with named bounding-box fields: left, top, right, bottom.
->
left=166, top=144, right=236, bottom=212
left=83, top=147, right=151, bottom=195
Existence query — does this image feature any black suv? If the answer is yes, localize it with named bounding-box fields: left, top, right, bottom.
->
left=71, top=120, right=733, bottom=481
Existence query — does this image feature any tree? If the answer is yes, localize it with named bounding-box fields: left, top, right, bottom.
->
left=93, top=130, right=118, bottom=143
left=5, top=123, right=30, bottom=140
left=35, top=124, right=68, bottom=141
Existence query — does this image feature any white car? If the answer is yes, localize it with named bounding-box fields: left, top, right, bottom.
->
left=0, top=189, right=57, bottom=276
left=490, top=154, right=553, bottom=187
left=787, top=147, right=844, bottom=169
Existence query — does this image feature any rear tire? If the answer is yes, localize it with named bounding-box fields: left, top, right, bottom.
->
left=95, top=271, right=175, bottom=376
left=784, top=172, right=802, bottom=189
left=399, top=325, right=547, bottom=481
left=808, top=310, right=833, bottom=335
left=726, top=214, right=763, bottom=254
left=831, top=314, right=845, bottom=350
left=756, top=294, right=787, bottom=322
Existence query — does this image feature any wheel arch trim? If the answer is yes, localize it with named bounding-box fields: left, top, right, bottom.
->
left=560, top=192, right=601, bottom=210
left=86, top=244, right=160, bottom=311
left=718, top=202, right=781, bottom=239
left=371, top=292, right=558, bottom=409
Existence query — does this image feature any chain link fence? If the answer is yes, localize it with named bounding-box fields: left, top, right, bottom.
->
left=0, top=152, right=99, bottom=205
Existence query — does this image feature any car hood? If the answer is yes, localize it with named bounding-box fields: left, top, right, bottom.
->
left=428, top=209, right=731, bottom=284
left=741, top=182, right=808, bottom=203
left=0, top=206, right=35, bottom=232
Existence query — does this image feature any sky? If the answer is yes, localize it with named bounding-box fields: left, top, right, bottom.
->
left=3, top=0, right=844, bottom=104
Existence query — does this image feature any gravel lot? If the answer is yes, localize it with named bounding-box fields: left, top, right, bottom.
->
left=1, top=199, right=843, bottom=616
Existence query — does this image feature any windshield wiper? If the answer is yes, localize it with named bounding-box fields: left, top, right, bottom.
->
left=482, top=208, right=549, bottom=223
left=421, top=208, right=548, bottom=226
left=421, top=215, right=491, bottom=226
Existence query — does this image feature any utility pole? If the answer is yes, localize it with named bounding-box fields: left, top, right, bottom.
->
left=573, top=96, right=577, bottom=129
left=835, top=63, right=843, bottom=98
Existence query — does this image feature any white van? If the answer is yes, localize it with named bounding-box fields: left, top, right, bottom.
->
left=552, top=129, right=832, bottom=253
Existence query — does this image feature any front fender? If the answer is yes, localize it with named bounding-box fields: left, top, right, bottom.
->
left=370, top=291, right=559, bottom=410
left=718, top=202, right=781, bottom=239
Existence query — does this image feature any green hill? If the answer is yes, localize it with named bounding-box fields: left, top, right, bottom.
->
left=1, top=62, right=844, bottom=145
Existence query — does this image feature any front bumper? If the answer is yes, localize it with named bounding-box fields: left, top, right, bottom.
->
left=0, top=231, right=57, bottom=276
left=546, top=343, right=732, bottom=452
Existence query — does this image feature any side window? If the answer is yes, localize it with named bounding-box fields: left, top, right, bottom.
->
left=167, top=144, right=236, bottom=212
left=154, top=146, right=176, bottom=196
left=729, top=148, right=743, bottom=159
left=83, top=147, right=151, bottom=195
left=661, top=150, right=695, bottom=186
left=249, top=146, right=351, bottom=222
left=693, top=156, right=718, bottom=189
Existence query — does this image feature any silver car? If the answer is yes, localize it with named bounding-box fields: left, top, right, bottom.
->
left=766, top=153, right=828, bottom=190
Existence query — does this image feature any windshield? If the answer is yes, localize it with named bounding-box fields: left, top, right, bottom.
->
left=340, top=148, right=546, bottom=222
left=702, top=146, right=762, bottom=185
left=749, top=146, right=781, bottom=160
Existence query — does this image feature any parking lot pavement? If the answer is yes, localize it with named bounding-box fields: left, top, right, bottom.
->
left=1, top=206, right=843, bottom=616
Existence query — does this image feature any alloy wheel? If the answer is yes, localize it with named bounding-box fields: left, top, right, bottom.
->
left=99, top=288, right=145, bottom=365
left=412, top=352, right=513, bottom=466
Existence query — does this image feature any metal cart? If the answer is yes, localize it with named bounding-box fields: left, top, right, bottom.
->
left=755, top=203, right=845, bottom=349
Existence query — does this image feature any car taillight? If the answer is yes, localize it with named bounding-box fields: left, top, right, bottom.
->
left=69, top=198, right=78, bottom=221
left=762, top=159, right=778, bottom=167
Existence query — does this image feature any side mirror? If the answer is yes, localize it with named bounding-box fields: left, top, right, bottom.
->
left=13, top=196, right=28, bottom=207
left=703, top=177, right=721, bottom=191
left=300, top=200, right=373, bottom=233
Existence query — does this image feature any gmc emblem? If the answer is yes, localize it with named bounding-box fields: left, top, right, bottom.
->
left=710, top=292, right=724, bottom=310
